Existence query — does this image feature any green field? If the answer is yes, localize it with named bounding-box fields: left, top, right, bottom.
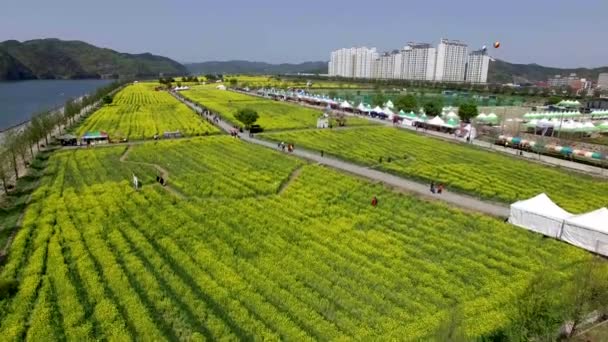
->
left=0, top=136, right=590, bottom=340
left=180, top=86, right=372, bottom=130
left=262, top=126, right=608, bottom=213
left=76, top=83, right=219, bottom=140
left=226, top=75, right=368, bottom=89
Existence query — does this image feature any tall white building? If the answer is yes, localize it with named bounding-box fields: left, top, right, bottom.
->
left=435, top=39, right=468, bottom=82
left=372, top=52, right=397, bottom=79
left=598, top=73, right=608, bottom=89
left=400, top=43, right=436, bottom=81
left=328, top=47, right=377, bottom=78
left=465, top=49, right=490, bottom=84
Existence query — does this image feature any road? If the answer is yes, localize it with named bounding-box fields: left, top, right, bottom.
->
left=177, top=95, right=510, bottom=218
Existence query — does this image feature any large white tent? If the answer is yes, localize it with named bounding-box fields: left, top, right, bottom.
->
left=339, top=100, right=352, bottom=109
left=561, top=208, right=608, bottom=255
left=427, top=116, right=446, bottom=126
left=508, top=193, right=572, bottom=238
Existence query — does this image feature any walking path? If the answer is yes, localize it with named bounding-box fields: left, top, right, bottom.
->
left=178, top=97, right=509, bottom=218
left=237, top=90, right=608, bottom=177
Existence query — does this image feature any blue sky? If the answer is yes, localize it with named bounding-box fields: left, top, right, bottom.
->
left=1, top=0, right=606, bottom=67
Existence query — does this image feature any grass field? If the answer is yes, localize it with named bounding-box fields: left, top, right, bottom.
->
left=262, top=126, right=608, bottom=213
left=0, top=136, right=590, bottom=340
left=225, top=75, right=368, bottom=89
left=180, top=86, right=372, bottom=130
left=76, top=83, right=219, bottom=140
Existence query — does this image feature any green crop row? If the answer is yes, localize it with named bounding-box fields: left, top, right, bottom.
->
left=262, top=126, right=608, bottom=213
left=76, top=83, right=219, bottom=140
left=0, top=136, right=590, bottom=340
left=180, top=86, right=372, bottom=131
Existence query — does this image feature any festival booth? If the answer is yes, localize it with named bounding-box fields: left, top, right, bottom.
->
left=81, top=131, right=109, bottom=145
left=58, top=134, right=78, bottom=146
left=339, top=100, right=353, bottom=112
left=561, top=208, right=608, bottom=256
left=371, top=106, right=387, bottom=119
left=384, top=107, right=395, bottom=121
left=508, top=193, right=573, bottom=238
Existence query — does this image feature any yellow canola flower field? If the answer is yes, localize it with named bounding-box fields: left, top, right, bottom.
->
left=180, top=86, right=372, bottom=130
left=0, top=136, right=592, bottom=340
left=262, top=126, right=608, bottom=213
left=77, top=83, right=219, bottom=140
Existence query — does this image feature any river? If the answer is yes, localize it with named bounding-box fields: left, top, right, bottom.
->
left=0, top=79, right=113, bottom=131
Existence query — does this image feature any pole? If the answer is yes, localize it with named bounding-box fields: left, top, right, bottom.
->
left=557, top=110, right=565, bottom=139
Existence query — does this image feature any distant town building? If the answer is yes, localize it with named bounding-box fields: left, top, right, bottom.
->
left=598, top=73, right=608, bottom=89
left=547, top=73, right=578, bottom=88
left=434, top=39, right=468, bottom=82
left=465, top=49, right=490, bottom=84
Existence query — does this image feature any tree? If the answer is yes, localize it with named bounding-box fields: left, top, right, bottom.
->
left=234, top=108, right=259, bottom=129
left=507, top=269, right=564, bottom=341
left=458, top=102, right=478, bottom=122
left=424, top=100, right=443, bottom=116
left=547, top=95, right=562, bottom=105
left=0, top=148, right=11, bottom=194
left=229, top=78, right=238, bottom=87
left=562, top=257, right=608, bottom=337
left=394, top=95, right=418, bottom=112
left=4, top=130, right=21, bottom=179
left=327, top=90, right=338, bottom=100
left=103, top=95, right=113, bottom=105
left=372, top=92, right=387, bottom=106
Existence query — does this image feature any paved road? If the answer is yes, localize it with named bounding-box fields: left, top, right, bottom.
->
left=177, top=96, right=509, bottom=217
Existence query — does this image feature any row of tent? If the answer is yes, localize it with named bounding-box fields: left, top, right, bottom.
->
left=509, top=194, right=608, bottom=256
left=497, top=135, right=606, bottom=159
left=523, top=111, right=582, bottom=119
left=525, top=119, right=608, bottom=132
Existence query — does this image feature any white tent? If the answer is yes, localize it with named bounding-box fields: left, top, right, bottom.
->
left=446, top=111, right=458, bottom=119
left=357, top=103, right=368, bottom=112
left=372, top=106, right=384, bottom=114
left=561, top=208, right=608, bottom=255
left=427, top=116, right=446, bottom=126
left=508, top=193, right=573, bottom=238
left=383, top=107, right=395, bottom=119
left=385, top=100, right=394, bottom=109
left=340, top=100, right=352, bottom=109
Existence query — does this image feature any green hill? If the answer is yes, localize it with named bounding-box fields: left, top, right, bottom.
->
left=0, top=38, right=187, bottom=80
left=488, top=59, right=608, bottom=84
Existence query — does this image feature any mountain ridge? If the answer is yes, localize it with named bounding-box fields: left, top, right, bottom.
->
left=0, top=38, right=187, bottom=80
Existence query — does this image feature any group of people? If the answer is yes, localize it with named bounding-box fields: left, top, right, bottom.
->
left=156, top=175, right=167, bottom=186
left=278, top=141, right=295, bottom=152
left=230, top=129, right=240, bottom=138
left=429, top=181, right=444, bottom=194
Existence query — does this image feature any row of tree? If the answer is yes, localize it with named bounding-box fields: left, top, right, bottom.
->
left=0, top=81, right=125, bottom=194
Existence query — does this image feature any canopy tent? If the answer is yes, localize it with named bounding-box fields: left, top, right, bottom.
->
left=597, top=122, right=608, bottom=132
left=383, top=107, right=395, bottom=119
left=426, top=116, right=446, bottom=126
left=445, top=117, right=460, bottom=126
left=371, top=106, right=384, bottom=114
left=339, top=100, right=352, bottom=109
left=561, top=208, right=608, bottom=256
left=476, top=113, right=488, bottom=120
left=356, top=102, right=369, bottom=112
left=557, top=100, right=581, bottom=108
left=445, top=111, right=459, bottom=119
left=384, top=100, right=395, bottom=109
left=82, top=131, right=109, bottom=140
left=400, top=110, right=419, bottom=120
left=508, top=193, right=573, bottom=238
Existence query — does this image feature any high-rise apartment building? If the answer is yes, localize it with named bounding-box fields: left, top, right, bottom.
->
left=400, top=43, right=436, bottom=81
left=465, top=49, right=490, bottom=84
left=328, top=38, right=487, bottom=83
left=328, top=47, right=378, bottom=78
left=372, top=52, right=398, bottom=79
left=434, top=39, right=468, bottom=82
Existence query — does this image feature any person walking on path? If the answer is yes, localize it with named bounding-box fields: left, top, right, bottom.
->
left=371, top=196, right=378, bottom=207
left=321, top=150, right=324, bottom=157
left=430, top=181, right=436, bottom=194
left=437, top=183, right=444, bottom=194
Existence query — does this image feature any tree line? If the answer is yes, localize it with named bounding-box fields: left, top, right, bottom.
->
left=0, top=81, right=126, bottom=194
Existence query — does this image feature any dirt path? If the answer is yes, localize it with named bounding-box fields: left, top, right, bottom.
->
left=119, top=144, right=186, bottom=199
left=277, top=165, right=303, bottom=195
